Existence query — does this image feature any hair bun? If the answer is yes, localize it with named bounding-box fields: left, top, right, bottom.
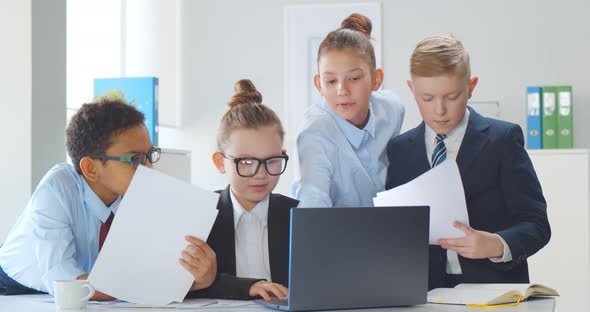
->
left=228, top=79, right=263, bottom=108
left=340, top=13, right=372, bottom=38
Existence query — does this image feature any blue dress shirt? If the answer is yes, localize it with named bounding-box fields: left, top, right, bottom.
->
left=0, top=163, right=120, bottom=295
left=293, top=90, right=405, bottom=207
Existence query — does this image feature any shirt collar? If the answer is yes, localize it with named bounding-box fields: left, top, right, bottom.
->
left=82, top=177, right=121, bottom=222
left=325, top=98, right=376, bottom=149
left=229, top=188, right=269, bottom=229
left=425, top=108, right=470, bottom=145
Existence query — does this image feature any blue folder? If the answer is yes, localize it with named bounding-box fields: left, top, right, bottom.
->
left=526, top=86, right=542, bottom=149
left=94, top=77, right=159, bottom=146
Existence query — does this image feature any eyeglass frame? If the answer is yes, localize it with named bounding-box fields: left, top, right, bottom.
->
left=89, top=147, right=162, bottom=169
left=221, top=152, right=289, bottom=177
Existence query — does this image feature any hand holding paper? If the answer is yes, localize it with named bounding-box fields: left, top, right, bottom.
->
left=180, top=236, right=217, bottom=291
left=374, top=160, right=469, bottom=244
left=88, top=166, right=219, bottom=305
left=439, top=221, right=505, bottom=259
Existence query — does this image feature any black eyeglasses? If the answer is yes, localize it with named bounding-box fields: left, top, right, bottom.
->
left=90, top=147, right=161, bottom=169
left=222, top=153, right=289, bottom=177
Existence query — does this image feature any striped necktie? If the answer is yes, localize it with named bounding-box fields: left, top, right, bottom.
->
left=432, top=134, right=447, bottom=167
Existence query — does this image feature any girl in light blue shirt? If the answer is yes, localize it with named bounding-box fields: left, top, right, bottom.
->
left=293, top=13, right=404, bottom=208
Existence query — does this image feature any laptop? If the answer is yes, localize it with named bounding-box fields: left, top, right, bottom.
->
left=257, top=206, right=429, bottom=311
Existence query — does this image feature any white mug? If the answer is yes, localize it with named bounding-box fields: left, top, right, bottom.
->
left=53, top=280, right=95, bottom=310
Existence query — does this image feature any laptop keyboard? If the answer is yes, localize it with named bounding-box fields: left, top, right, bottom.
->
left=265, top=297, right=288, bottom=306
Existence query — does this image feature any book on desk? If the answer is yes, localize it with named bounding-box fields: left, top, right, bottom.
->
left=428, top=283, right=559, bottom=307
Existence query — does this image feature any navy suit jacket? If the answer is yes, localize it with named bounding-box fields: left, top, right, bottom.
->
left=187, top=186, right=298, bottom=300
left=385, top=108, right=550, bottom=289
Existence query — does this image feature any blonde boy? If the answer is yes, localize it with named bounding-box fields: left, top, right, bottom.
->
left=385, top=35, right=550, bottom=289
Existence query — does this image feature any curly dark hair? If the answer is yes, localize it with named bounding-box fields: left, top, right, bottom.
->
left=66, top=98, right=145, bottom=174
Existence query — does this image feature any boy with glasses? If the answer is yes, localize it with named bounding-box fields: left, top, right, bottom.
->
left=0, top=98, right=217, bottom=299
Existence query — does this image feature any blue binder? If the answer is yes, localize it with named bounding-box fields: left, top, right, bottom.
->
left=94, top=77, right=159, bottom=146
left=526, top=86, right=542, bottom=149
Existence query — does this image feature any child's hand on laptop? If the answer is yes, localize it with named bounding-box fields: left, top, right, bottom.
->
left=250, top=280, right=288, bottom=300
left=179, top=235, right=218, bottom=291
left=438, top=221, right=504, bottom=259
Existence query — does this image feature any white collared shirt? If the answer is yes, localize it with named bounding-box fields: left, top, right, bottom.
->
left=230, top=189, right=271, bottom=282
left=424, top=109, right=512, bottom=274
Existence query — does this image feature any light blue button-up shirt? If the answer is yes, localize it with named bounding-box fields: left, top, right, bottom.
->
left=293, top=90, right=405, bottom=208
left=0, top=163, right=120, bottom=294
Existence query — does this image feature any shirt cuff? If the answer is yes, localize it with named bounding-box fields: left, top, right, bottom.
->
left=489, top=234, right=513, bottom=263
left=42, top=259, right=86, bottom=295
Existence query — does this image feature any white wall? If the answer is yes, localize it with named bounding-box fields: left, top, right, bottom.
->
left=161, top=0, right=292, bottom=193
left=67, top=0, right=122, bottom=111
left=153, top=0, right=590, bottom=195
left=0, top=0, right=32, bottom=243
left=383, top=0, right=590, bottom=140
left=123, top=0, right=180, bottom=128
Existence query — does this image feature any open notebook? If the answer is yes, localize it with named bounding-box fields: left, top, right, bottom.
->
left=428, top=283, right=559, bottom=306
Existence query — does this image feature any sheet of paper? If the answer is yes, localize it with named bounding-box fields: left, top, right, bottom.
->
left=88, top=166, right=219, bottom=305
left=40, top=297, right=259, bottom=309
left=84, top=298, right=258, bottom=309
left=214, top=299, right=260, bottom=308
left=86, top=298, right=217, bottom=309
left=374, top=160, right=469, bottom=244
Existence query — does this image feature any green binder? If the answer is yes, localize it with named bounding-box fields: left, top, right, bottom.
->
left=556, top=86, right=573, bottom=149
left=541, top=87, right=558, bottom=149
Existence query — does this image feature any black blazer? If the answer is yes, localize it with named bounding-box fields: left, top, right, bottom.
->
left=187, top=186, right=298, bottom=300
left=385, top=107, right=551, bottom=289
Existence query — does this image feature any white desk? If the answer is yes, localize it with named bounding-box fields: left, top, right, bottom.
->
left=0, top=295, right=555, bottom=312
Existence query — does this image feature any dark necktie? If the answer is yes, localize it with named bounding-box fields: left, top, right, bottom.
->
left=432, top=134, right=447, bottom=167
left=99, top=212, right=114, bottom=251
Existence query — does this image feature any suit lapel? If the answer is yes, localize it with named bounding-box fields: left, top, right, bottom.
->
left=211, top=186, right=237, bottom=275
left=408, top=122, right=432, bottom=176
left=456, top=108, right=490, bottom=179
left=267, top=194, right=291, bottom=286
